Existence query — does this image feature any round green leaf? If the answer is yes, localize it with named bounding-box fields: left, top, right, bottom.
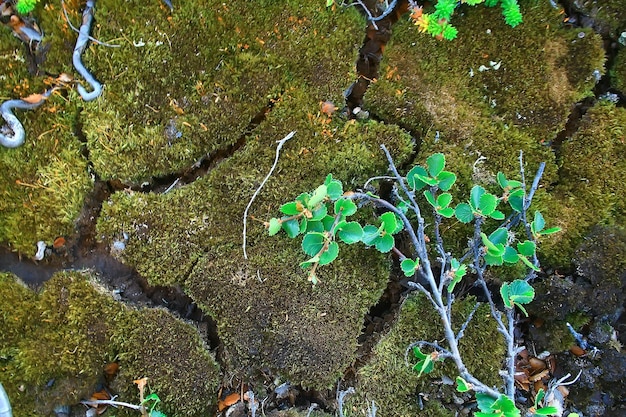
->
left=406, top=165, right=428, bottom=190
left=380, top=212, right=399, bottom=234
left=503, top=246, right=519, bottom=264
left=362, top=225, right=380, bottom=246
left=490, top=210, right=505, bottom=220
left=517, top=240, right=536, bottom=257
left=268, top=218, right=282, bottom=236
left=338, top=222, right=363, bottom=244
left=423, top=190, right=437, bottom=207
left=401, top=258, right=419, bottom=276
left=455, top=203, right=474, bottom=223
left=438, top=207, right=455, bottom=218
left=319, top=241, right=339, bottom=265
left=456, top=376, right=470, bottom=393
left=532, top=211, right=546, bottom=233
left=426, top=153, right=445, bottom=177
left=280, top=201, right=301, bottom=215
left=335, top=198, right=357, bottom=217
left=302, top=232, right=325, bottom=256
left=478, top=192, right=498, bottom=216
left=509, top=189, right=525, bottom=212
left=488, top=227, right=509, bottom=245
left=307, top=184, right=328, bottom=209
left=437, top=171, right=457, bottom=191
left=310, top=205, right=328, bottom=221
left=437, top=192, right=453, bottom=208
left=282, top=219, right=300, bottom=238
left=470, top=185, right=486, bottom=209
left=497, top=172, right=508, bottom=189
left=508, top=279, right=535, bottom=304
left=375, top=234, right=394, bottom=253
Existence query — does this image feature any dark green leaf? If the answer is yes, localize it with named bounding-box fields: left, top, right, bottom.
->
left=437, top=171, right=456, bottom=191
left=412, top=346, right=427, bottom=360
left=489, top=227, right=509, bottom=245
left=426, top=153, right=445, bottom=177
left=319, top=241, right=339, bottom=265
left=310, top=205, right=328, bottom=221
left=282, top=219, right=300, bottom=238
left=321, top=215, right=335, bottom=232
left=302, top=232, right=325, bottom=256
left=335, top=198, right=357, bottom=217
left=268, top=218, right=282, bottom=236
left=508, top=188, right=524, bottom=212
left=470, top=185, right=486, bottom=209
left=503, top=246, right=519, bottom=264
left=406, top=165, right=428, bottom=190
left=476, top=393, right=497, bottom=412
left=455, top=203, right=474, bottom=223
left=305, top=219, right=323, bottom=233
left=362, top=225, right=380, bottom=246
left=324, top=174, right=343, bottom=199
left=534, top=388, right=546, bottom=409
left=508, top=279, right=535, bottom=304
left=485, top=251, right=504, bottom=266
left=338, top=222, right=363, bottom=244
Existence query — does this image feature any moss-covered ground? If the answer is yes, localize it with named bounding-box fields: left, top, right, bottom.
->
left=0, top=271, right=219, bottom=416
left=1, top=0, right=626, bottom=415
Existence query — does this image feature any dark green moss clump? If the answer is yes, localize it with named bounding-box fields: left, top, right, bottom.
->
left=0, top=271, right=219, bottom=416
left=350, top=294, right=505, bottom=417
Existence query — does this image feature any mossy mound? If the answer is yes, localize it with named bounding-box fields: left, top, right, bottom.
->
left=571, top=0, right=626, bottom=38
left=540, top=102, right=626, bottom=266
left=349, top=294, right=505, bottom=417
left=0, top=271, right=219, bottom=416
left=96, top=96, right=415, bottom=387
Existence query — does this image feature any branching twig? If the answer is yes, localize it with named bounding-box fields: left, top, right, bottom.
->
left=243, top=131, right=296, bottom=259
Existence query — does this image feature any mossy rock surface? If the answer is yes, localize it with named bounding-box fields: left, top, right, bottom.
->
left=349, top=294, right=505, bottom=417
left=0, top=271, right=219, bottom=416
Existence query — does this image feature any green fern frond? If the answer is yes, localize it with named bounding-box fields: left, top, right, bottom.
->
left=433, top=0, right=457, bottom=21
left=501, top=0, right=522, bottom=26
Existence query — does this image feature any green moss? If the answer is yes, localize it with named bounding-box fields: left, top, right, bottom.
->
left=0, top=271, right=219, bottom=416
left=539, top=103, right=626, bottom=267
left=350, top=294, right=505, bottom=417
left=611, top=47, right=626, bottom=93
left=110, top=308, right=219, bottom=417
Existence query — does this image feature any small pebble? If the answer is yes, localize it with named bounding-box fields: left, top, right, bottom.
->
left=34, top=240, right=46, bottom=260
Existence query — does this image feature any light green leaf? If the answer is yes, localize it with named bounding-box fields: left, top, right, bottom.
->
left=470, top=185, right=486, bottom=209
left=416, top=173, right=438, bottom=186
left=310, top=205, right=328, bottom=221
left=326, top=0, right=334, bottom=7
left=490, top=210, right=505, bottom=220
left=338, top=222, right=363, bottom=244
left=380, top=212, right=399, bottom=234
left=280, top=201, right=301, bottom=215
left=497, top=172, right=508, bottom=189
left=362, top=225, right=379, bottom=246
left=334, top=198, right=357, bottom=216
left=307, top=184, right=328, bottom=209
left=539, top=227, right=562, bottom=236
left=375, top=234, right=395, bottom=253
left=426, top=153, right=445, bottom=177
left=533, top=211, right=546, bottom=233
left=424, top=190, right=437, bottom=207
left=438, top=207, right=455, bottom=218
left=437, top=193, right=453, bottom=208
left=319, top=241, right=339, bottom=265
left=534, top=406, right=559, bottom=416
left=517, top=240, right=536, bottom=257
left=481, top=232, right=501, bottom=253
left=268, top=218, right=282, bottom=236
left=401, top=258, right=419, bottom=277
left=519, top=254, right=540, bottom=271
left=456, top=376, right=470, bottom=392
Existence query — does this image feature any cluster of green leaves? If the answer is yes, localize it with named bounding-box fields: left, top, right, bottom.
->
left=267, top=174, right=402, bottom=284
left=15, top=0, right=38, bottom=14
left=143, top=392, right=167, bottom=417
left=410, top=0, right=522, bottom=40
left=411, top=346, right=443, bottom=377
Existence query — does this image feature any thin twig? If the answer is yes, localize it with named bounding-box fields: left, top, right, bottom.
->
left=242, top=131, right=296, bottom=259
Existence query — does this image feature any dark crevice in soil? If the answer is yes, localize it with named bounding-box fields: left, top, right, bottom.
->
left=127, top=100, right=274, bottom=194
left=344, top=0, right=409, bottom=117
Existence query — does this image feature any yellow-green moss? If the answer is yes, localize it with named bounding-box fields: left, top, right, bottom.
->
left=539, top=102, right=626, bottom=266
left=0, top=271, right=219, bottom=416
left=350, top=294, right=505, bottom=417
left=612, top=47, right=626, bottom=92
